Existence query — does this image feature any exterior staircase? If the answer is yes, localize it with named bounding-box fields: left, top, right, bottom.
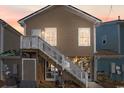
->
left=20, top=36, right=88, bottom=87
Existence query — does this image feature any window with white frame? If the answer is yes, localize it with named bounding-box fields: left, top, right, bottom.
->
left=45, top=61, right=58, bottom=81
left=78, top=28, right=90, bottom=46
left=31, top=29, right=41, bottom=37
left=44, top=28, right=57, bottom=46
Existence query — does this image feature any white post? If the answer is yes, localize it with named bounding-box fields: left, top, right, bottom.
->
left=85, top=72, right=88, bottom=88
left=35, top=59, right=37, bottom=81
left=94, top=57, right=98, bottom=81
left=22, top=59, right=24, bottom=80
left=62, top=55, right=65, bottom=70
left=93, top=24, right=96, bottom=53
left=24, top=23, right=26, bottom=36
left=20, top=36, right=23, bottom=49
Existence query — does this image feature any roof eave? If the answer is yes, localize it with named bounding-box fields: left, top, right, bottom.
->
left=18, top=5, right=102, bottom=27
left=18, top=5, right=53, bottom=27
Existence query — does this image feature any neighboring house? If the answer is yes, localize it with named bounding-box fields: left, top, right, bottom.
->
left=18, top=5, right=101, bottom=87
left=94, top=19, right=124, bottom=82
left=0, top=19, right=21, bottom=52
left=0, top=19, right=22, bottom=86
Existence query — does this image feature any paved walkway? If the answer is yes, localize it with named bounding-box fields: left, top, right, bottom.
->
left=88, top=82, right=103, bottom=88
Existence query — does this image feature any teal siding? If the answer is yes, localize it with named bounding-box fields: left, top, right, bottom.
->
left=120, top=23, right=124, bottom=55
left=96, top=23, right=119, bottom=53
left=97, top=57, right=124, bottom=81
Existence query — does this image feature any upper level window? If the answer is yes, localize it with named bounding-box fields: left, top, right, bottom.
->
left=31, top=29, right=41, bottom=37
left=78, top=28, right=91, bottom=46
left=44, top=28, right=57, bottom=46
left=31, top=28, right=57, bottom=46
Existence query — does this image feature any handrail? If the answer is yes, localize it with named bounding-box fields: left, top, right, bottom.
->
left=21, top=36, right=88, bottom=85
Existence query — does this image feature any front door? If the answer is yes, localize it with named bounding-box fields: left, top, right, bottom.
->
left=22, top=58, right=36, bottom=81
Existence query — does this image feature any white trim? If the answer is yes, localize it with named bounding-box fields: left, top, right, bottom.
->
left=45, top=60, right=56, bottom=81
left=65, top=6, right=101, bottom=23
left=19, top=6, right=101, bottom=26
left=85, top=72, right=88, bottom=88
left=93, top=25, right=96, bottom=53
left=0, top=24, right=4, bottom=52
left=20, top=36, right=23, bottom=49
left=22, top=58, right=37, bottom=80
left=44, top=27, right=57, bottom=46
left=35, top=59, right=37, bottom=81
left=78, top=27, right=91, bottom=46
left=19, top=6, right=53, bottom=25
left=24, top=23, right=26, bottom=36
left=118, top=24, right=121, bottom=54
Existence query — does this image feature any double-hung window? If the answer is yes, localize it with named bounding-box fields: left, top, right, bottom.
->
left=31, top=28, right=57, bottom=46
left=44, top=28, right=57, bottom=46
left=78, top=28, right=91, bottom=46
left=45, top=62, right=58, bottom=81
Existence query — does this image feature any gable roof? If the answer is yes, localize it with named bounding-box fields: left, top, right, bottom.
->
left=18, top=5, right=102, bottom=26
left=0, top=19, right=22, bottom=36
left=102, top=19, right=124, bottom=25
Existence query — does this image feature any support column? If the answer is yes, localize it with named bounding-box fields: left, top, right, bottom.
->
left=0, top=24, right=4, bottom=52
left=0, top=59, right=3, bottom=80
left=94, top=56, right=98, bottom=81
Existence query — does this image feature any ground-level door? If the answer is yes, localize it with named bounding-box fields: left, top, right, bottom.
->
left=22, top=58, right=37, bottom=81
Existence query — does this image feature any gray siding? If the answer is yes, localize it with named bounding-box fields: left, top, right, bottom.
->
left=3, top=26, right=20, bottom=51
left=96, top=23, right=119, bottom=53
left=0, top=26, right=1, bottom=52
left=25, top=6, right=94, bottom=57
left=120, top=23, right=124, bottom=55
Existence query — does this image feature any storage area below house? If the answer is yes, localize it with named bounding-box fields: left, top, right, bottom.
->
left=94, top=56, right=124, bottom=87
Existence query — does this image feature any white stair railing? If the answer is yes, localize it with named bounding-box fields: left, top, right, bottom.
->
left=21, top=36, right=88, bottom=86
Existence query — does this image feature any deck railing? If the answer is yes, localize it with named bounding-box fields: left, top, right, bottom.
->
left=20, top=36, right=88, bottom=86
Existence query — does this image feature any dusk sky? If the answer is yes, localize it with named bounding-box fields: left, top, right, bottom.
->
left=0, top=5, right=124, bottom=34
